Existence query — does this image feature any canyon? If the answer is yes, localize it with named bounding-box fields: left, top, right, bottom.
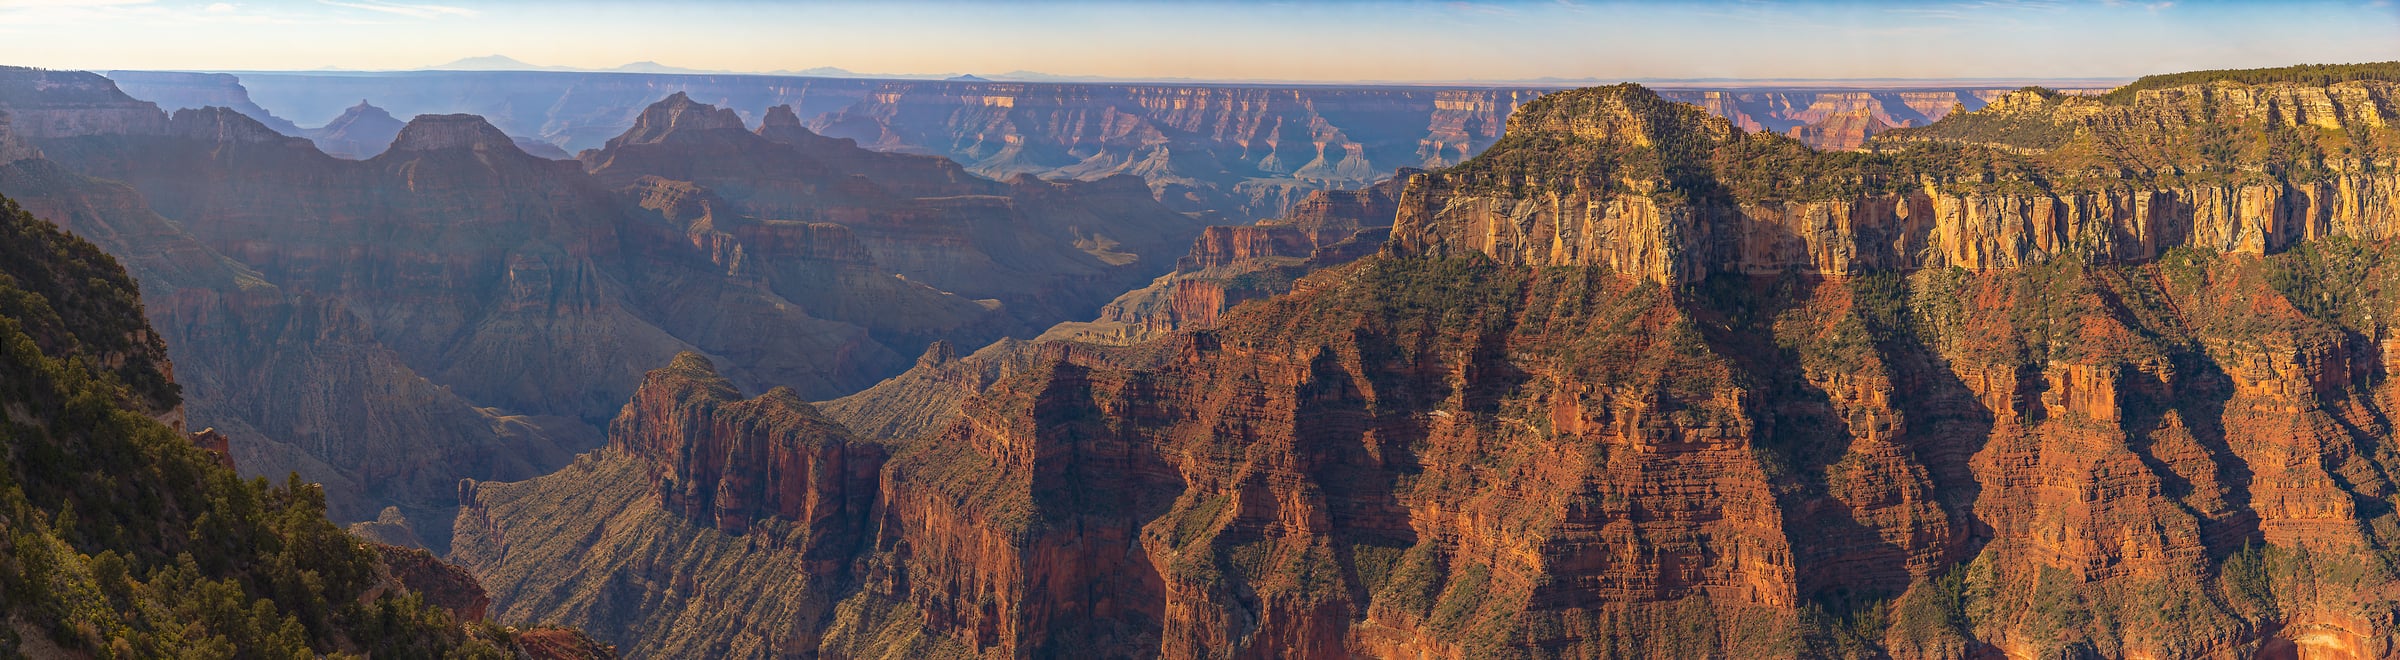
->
left=109, top=69, right=2061, bottom=221
left=449, top=69, right=2400, bottom=659
left=0, top=163, right=607, bottom=656
left=0, top=67, right=1200, bottom=551
left=13, top=57, right=2400, bottom=659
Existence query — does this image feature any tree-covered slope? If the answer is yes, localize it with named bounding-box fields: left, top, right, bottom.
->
left=0, top=194, right=559, bottom=658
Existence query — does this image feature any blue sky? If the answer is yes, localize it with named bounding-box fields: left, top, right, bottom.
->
left=0, top=0, right=2394, bottom=82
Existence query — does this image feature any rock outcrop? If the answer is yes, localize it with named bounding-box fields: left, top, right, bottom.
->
left=454, top=354, right=890, bottom=657
left=0, top=66, right=168, bottom=137
left=612, top=353, right=884, bottom=539
left=459, top=70, right=2400, bottom=659
left=1391, top=82, right=2400, bottom=286
left=306, top=100, right=406, bottom=158
left=1044, top=173, right=1408, bottom=345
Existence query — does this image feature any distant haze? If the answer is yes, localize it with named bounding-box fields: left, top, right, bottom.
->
left=2, top=0, right=2396, bottom=83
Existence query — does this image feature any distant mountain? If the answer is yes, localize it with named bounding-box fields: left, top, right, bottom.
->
left=944, top=74, right=989, bottom=82
left=428, top=54, right=576, bottom=71
left=771, top=66, right=862, bottom=77
left=610, top=61, right=717, bottom=74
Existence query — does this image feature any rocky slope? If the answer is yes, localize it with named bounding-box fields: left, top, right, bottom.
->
left=454, top=354, right=887, bottom=658
left=459, top=69, right=2400, bottom=659
left=0, top=189, right=594, bottom=657
left=2, top=70, right=1198, bottom=547
left=0, top=126, right=564, bottom=531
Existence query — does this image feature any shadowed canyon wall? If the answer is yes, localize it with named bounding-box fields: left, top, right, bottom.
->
left=454, top=73, right=2400, bottom=658
left=0, top=67, right=1200, bottom=550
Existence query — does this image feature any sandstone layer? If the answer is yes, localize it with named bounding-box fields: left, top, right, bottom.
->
left=460, top=73, right=2400, bottom=659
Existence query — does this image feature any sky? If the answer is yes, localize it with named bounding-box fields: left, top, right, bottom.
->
left=0, top=0, right=2394, bottom=83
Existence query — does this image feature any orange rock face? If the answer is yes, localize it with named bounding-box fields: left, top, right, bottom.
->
left=612, top=353, right=883, bottom=545
left=831, top=252, right=2400, bottom=659
left=463, top=77, right=2400, bottom=659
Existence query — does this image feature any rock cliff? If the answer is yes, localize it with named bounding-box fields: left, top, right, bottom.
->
left=1044, top=173, right=1408, bottom=345
left=1391, top=81, right=2400, bottom=286
left=0, top=65, right=169, bottom=137
left=458, top=69, right=2400, bottom=659
left=106, top=69, right=305, bottom=135
left=454, top=355, right=889, bottom=657
left=611, top=353, right=883, bottom=539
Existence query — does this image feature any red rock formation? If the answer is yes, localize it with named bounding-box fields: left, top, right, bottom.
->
left=612, top=352, right=884, bottom=543
left=190, top=426, right=235, bottom=470
left=1051, top=174, right=1408, bottom=345
left=455, top=75, right=2400, bottom=659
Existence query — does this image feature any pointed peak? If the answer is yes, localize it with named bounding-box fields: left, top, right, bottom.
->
left=386, top=113, right=523, bottom=154
left=604, top=92, right=749, bottom=148
left=917, top=340, right=957, bottom=369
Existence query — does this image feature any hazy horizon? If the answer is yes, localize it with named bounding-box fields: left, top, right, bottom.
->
left=2, top=0, right=2396, bottom=83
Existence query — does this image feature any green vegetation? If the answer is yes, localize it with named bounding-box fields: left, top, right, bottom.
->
left=0, top=195, right=509, bottom=657
left=2264, top=237, right=2397, bottom=333
left=2099, top=61, right=2400, bottom=103
left=1427, top=66, right=2400, bottom=214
